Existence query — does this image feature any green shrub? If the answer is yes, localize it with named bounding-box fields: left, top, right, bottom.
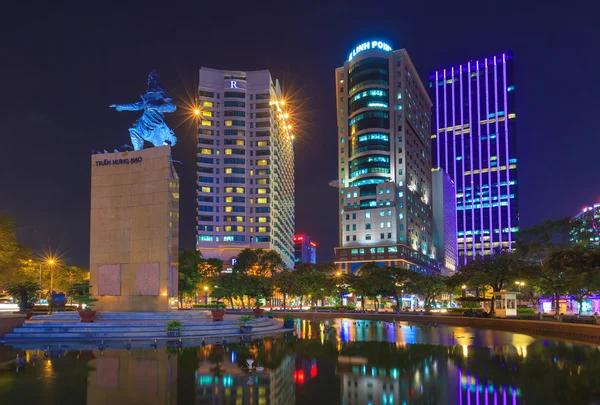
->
left=446, top=307, right=484, bottom=313
left=282, top=314, right=295, bottom=321
left=517, top=308, right=536, bottom=314
left=192, top=303, right=225, bottom=309
left=238, top=315, right=254, bottom=324
left=166, top=320, right=184, bottom=331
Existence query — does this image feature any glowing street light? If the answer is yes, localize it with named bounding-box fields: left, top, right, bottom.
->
left=203, top=286, right=209, bottom=304
left=194, top=108, right=201, bottom=116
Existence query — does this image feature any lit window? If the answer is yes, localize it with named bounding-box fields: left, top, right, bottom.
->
left=386, top=221, right=391, bottom=228
left=388, top=246, right=398, bottom=253
left=380, top=222, right=384, bottom=228
left=200, top=148, right=213, bottom=155
left=257, top=198, right=268, bottom=204
left=202, top=101, right=213, bottom=108
left=201, top=120, right=212, bottom=126
left=258, top=226, right=268, bottom=232
left=257, top=217, right=267, bottom=223
left=365, top=212, right=371, bottom=219
left=256, top=188, right=268, bottom=194
left=202, top=110, right=213, bottom=117
left=225, top=120, right=233, bottom=126
left=201, top=187, right=211, bottom=193
left=257, top=159, right=268, bottom=166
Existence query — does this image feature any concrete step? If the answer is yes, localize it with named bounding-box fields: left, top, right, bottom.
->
left=3, top=318, right=285, bottom=341
left=22, top=318, right=269, bottom=328
left=13, top=319, right=276, bottom=333
left=30, top=311, right=211, bottom=321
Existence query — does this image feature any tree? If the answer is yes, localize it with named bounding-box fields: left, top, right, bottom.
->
left=458, top=253, right=519, bottom=315
left=0, top=216, right=33, bottom=288
left=389, top=266, right=412, bottom=313
left=407, top=273, right=446, bottom=311
left=563, top=248, right=600, bottom=314
left=234, top=248, right=284, bottom=277
left=517, top=218, right=580, bottom=316
left=346, top=263, right=394, bottom=312
left=213, top=273, right=245, bottom=309
left=178, top=249, right=204, bottom=307
left=273, top=269, right=295, bottom=310
left=244, top=275, right=273, bottom=309
left=52, top=266, right=90, bottom=294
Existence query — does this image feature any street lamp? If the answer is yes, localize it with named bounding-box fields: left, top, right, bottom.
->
left=39, top=259, right=56, bottom=298
left=461, top=284, right=467, bottom=299
left=204, top=286, right=209, bottom=304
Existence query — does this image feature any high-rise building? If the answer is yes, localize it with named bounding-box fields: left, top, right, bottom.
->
left=196, top=68, right=295, bottom=268
left=571, top=203, right=600, bottom=247
left=432, top=169, right=457, bottom=274
left=293, top=234, right=317, bottom=266
left=334, top=40, right=441, bottom=275
left=429, top=52, right=518, bottom=264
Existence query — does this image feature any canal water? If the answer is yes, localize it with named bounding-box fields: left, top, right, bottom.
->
left=1, top=318, right=599, bottom=404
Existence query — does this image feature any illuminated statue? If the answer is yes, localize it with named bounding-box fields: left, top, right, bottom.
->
left=110, top=70, right=177, bottom=150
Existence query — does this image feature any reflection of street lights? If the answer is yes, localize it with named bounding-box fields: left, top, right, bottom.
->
left=204, top=286, right=209, bottom=304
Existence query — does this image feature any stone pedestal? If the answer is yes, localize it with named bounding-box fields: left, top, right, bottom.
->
left=89, top=146, right=179, bottom=312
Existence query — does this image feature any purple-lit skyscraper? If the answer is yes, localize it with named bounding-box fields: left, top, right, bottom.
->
left=429, top=52, right=518, bottom=265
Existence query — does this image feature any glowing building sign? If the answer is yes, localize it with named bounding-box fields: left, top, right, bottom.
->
left=348, top=40, right=392, bottom=62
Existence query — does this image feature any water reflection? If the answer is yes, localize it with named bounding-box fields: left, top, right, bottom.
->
left=1, top=319, right=599, bottom=404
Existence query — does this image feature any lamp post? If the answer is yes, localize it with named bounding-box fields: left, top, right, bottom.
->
left=39, top=259, right=55, bottom=298
left=204, top=286, right=209, bottom=305
left=515, top=281, right=525, bottom=306
left=461, top=284, right=467, bottom=299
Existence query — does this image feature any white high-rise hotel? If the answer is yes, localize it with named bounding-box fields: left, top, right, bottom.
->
left=196, top=68, right=295, bottom=268
left=334, top=41, right=442, bottom=274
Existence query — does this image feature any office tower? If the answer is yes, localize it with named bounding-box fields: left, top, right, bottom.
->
left=293, top=234, right=317, bottom=267
left=571, top=203, right=600, bottom=247
left=429, top=52, right=518, bottom=264
left=334, top=40, right=441, bottom=274
left=432, top=169, right=457, bottom=274
left=196, top=68, right=295, bottom=268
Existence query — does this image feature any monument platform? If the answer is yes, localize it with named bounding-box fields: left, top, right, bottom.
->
left=2, top=312, right=291, bottom=343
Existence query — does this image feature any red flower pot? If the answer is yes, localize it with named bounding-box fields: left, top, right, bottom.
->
left=211, top=309, right=225, bottom=321
left=252, top=308, right=264, bottom=317
left=78, top=310, right=96, bottom=323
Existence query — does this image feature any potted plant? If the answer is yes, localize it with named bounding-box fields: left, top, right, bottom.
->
left=266, top=310, right=274, bottom=319
left=72, top=292, right=99, bottom=323
left=282, top=314, right=295, bottom=329
left=6, top=281, right=40, bottom=319
left=238, top=315, right=254, bottom=334
left=252, top=302, right=264, bottom=318
left=210, top=289, right=227, bottom=321
left=166, top=320, right=184, bottom=337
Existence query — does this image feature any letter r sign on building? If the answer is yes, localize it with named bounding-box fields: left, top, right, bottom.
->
left=230, top=80, right=238, bottom=89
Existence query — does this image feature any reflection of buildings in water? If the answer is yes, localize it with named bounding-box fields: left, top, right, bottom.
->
left=86, top=349, right=177, bottom=405
left=455, top=365, right=519, bottom=405
left=195, top=349, right=295, bottom=405
left=336, top=354, right=448, bottom=405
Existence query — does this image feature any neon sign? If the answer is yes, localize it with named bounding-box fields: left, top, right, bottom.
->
left=348, top=40, right=392, bottom=62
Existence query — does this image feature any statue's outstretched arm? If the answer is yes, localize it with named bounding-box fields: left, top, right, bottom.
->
left=109, top=101, right=144, bottom=111
left=157, top=102, right=177, bottom=113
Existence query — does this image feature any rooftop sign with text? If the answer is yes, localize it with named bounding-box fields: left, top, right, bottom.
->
left=348, top=41, right=392, bottom=62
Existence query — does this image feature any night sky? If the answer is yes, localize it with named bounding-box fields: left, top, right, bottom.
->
left=1, top=0, right=597, bottom=266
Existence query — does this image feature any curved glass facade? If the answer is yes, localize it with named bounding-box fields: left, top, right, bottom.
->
left=349, top=111, right=389, bottom=134
left=350, top=133, right=390, bottom=156
left=349, top=89, right=389, bottom=114
left=348, top=57, right=389, bottom=95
